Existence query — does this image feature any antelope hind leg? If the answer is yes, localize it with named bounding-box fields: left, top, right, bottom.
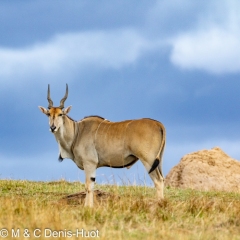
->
left=141, top=159, right=164, bottom=200
left=149, top=167, right=164, bottom=200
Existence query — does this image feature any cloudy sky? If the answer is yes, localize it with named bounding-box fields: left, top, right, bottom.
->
left=1, top=0, right=240, bottom=185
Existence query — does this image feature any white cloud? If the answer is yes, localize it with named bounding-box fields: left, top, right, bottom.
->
left=3, top=0, right=240, bottom=79
left=169, top=0, right=240, bottom=74
left=170, top=27, right=240, bottom=74
left=0, top=29, right=157, bottom=80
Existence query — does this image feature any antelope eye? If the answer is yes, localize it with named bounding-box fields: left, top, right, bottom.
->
left=59, top=114, right=63, bottom=117
left=47, top=113, right=50, bottom=117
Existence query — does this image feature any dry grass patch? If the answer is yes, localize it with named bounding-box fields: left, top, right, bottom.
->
left=0, top=180, right=240, bottom=239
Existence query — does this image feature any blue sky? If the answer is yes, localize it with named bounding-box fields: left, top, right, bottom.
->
left=1, top=0, right=240, bottom=185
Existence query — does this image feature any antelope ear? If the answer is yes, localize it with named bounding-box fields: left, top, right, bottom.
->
left=38, top=106, right=49, bottom=115
left=63, top=105, right=72, bottom=115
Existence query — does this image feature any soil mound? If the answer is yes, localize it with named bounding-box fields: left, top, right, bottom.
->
left=60, top=189, right=118, bottom=205
left=165, top=147, right=240, bottom=192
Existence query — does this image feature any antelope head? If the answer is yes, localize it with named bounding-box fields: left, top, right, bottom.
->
left=38, top=84, right=72, bottom=133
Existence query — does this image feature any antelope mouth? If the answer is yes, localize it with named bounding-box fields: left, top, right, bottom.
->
left=50, top=126, right=58, bottom=133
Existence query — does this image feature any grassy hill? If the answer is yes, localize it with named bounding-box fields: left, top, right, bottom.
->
left=0, top=179, right=240, bottom=239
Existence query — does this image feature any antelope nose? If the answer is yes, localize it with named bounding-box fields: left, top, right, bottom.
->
left=50, top=125, right=56, bottom=132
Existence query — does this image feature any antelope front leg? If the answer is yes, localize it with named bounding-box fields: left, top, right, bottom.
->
left=84, top=166, right=96, bottom=208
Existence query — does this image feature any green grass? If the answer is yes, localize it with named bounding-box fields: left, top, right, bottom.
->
left=0, top=179, right=240, bottom=239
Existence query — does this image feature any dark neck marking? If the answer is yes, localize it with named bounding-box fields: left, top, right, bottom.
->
left=65, top=115, right=77, bottom=122
left=83, top=115, right=105, bottom=120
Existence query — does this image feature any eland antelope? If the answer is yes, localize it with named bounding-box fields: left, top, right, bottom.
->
left=38, top=84, right=166, bottom=207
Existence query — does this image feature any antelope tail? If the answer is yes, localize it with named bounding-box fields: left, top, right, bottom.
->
left=148, top=128, right=166, bottom=175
